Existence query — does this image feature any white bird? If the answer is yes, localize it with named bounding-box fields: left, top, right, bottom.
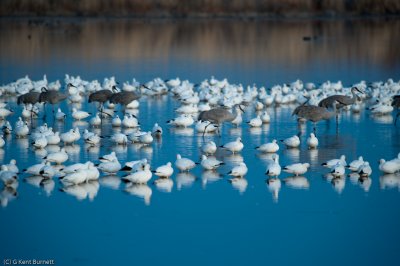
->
left=44, top=148, right=68, bottom=164
left=55, top=108, right=66, bottom=120
left=256, top=139, right=279, bottom=153
left=247, top=115, right=262, bottom=127
left=167, top=114, right=194, bottom=128
left=322, top=155, right=347, bottom=168
left=85, top=133, right=101, bottom=146
left=112, top=115, right=122, bottom=127
left=15, top=121, right=29, bottom=138
left=72, top=108, right=90, bottom=120
left=0, top=135, right=4, bottom=148
left=121, top=159, right=148, bottom=172
left=358, top=162, right=372, bottom=177
left=152, top=123, right=163, bottom=136
left=175, top=154, right=196, bottom=172
left=306, top=133, right=319, bottom=149
left=61, top=128, right=80, bottom=145
left=283, top=163, right=310, bottom=176
left=379, top=159, right=400, bottom=174
left=122, top=114, right=139, bottom=128
left=89, top=113, right=101, bottom=127
left=46, top=132, right=61, bottom=145
left=23, top=160, right=46, bottom=175
left=85, top=162, right=100, bottom=181
left=228, top=162, right=248, bottom=177
left=97, top=158, right=121, bottom=174
left=111, top=133, right=128, bottom=145
left=201, top=141, right=217, bottom=155
left=265, top=154, right=281, bottom=177
left=122, top=164, right=152, bottom=184
left=195, top=121, right=218, bottom=133
left=346, top=156, right=364, bottom=171
left=99, top=151, right=117, bottom=163
left=331, top=163, right=346, bottom=177
left=39, top=163, right=56, bottom=178
left=281, top=135, right=300, bottom=148
left=32, top=135, right=48, bottom=149
left=260, top=111, right=271, bottom=123
left=4, top=159, right=19, bottom=174
left=201, top=155, right=224, bottom=170
left=152, top=162, right=174, bottom=178
left=220, top=137, right=243, bottom=154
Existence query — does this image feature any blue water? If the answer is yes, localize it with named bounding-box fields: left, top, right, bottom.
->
left=1, top=18, right=400, bottom=266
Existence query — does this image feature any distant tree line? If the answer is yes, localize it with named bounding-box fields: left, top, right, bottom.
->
left=1, top=0, right=399, bottom=17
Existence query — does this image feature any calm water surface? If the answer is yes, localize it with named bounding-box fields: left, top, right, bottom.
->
left=1, top=18, right=400, bottom=266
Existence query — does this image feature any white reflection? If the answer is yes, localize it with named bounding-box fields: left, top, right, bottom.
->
left=81, top=181, right=100, bottom=201
left=0, top=187, right=17, bottom=208
left=348, top=172, right=360, bottom=184
left=266, top=177, right=281, bottom=203
left=223, top=154, right=244, bottom=165
left=228, top=127, right=242, bottom=137
left=60, top=184, right=89, bottom=201
left=0, top=149, right=4, bottom=161
left=308, top=149, right=319, bottom=165
left=283, top=148, right=300, bottom=161
left=229, top=177, right=248, bottom=194
left=154, top=178, right=174, bottom=193
left=24, top=175, right=43, bottom=187
left=358, top=176, right=372, bottom=192
left=171, top=128, right=194, bottom=136
left=201, top=170, right=221, bottom=189
left=371, top=115, right=393, bottom=124
left=283, top=176, right=310, bottom=189
left=99, top=175, right=121, bottom=190
left=249, top=127, right=262, bottom=136
left=72, top=121, right=89, bottom=128
left=176, top=172, right=196, bottom=190
left=331, top=177, right=345, bottom=194
left=379, top=174, right=400, bottom=190
left=46, top=144, right=61, bottom=153
left=16, top=138, right=29, bottom=150
left=124, top=183, right=152, bottom=206
left=40, top=178, right=55, bottom=196
left=34, top=148, right=47, bottom=158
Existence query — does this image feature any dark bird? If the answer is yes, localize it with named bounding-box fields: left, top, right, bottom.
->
left=88, top=86, right=117, bottom=116
left=293, top=101, right=337, bottom=135
left=392, top=95, right=400, bottom=125
left=318, top=86, right=363, bottom=125
left=198, top=105, right=244, bottom=136
left=17, top=91, right=40, bottom=105
left=38, top=85, right=69, bottom=119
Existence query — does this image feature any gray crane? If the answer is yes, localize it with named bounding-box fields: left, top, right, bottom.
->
left=392, top=95, right=400, bottom=125
left=109, top=85, right=150, bottom=114
left=17, top=90, right=41, bottom=124
left=38, top=85, right=69, bottom=120
left=88, top=86, right=117, bottom=116
left=198, top=105, right=244, bottom=136
left=318, top=86, right=363, bottom=124
left=293, top=101, right=337, bottom=135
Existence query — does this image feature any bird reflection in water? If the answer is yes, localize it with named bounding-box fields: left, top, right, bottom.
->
left=201, top=170, right=221, bottom=189
left=283, top=176, right=310, bottom=190
left=99, top=175, right=121, bottom=190
left=176, top=172, right=196, bottom=190
left=154, top=178, right=174, bottom=193
left=124, top=183, right=152, bottom=206
left=379, top=174, right=400, bottom=190
left=229, top=177, right=248, bottom=195
left=266, top=178, right=281, bottom=203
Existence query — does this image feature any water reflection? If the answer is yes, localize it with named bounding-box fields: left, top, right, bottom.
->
left=229, top=177, right=248, bottom=194
left=176, top=172, right=196, bottom=190
left=283, top=176, right=310, bottom=190
left=124, top=183, right=152, bottom=206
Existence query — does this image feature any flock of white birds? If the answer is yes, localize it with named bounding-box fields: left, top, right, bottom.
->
left=0, top=75, right=399, bottom=206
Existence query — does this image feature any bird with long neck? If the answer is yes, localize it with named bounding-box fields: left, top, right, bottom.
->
left=198, top=104, right=244, bottom=137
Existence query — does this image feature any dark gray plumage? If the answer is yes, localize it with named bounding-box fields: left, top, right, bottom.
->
left=88, top=89, right=113, bottom=104
left=198, top=105, right=243, bottom=136
left=392, top=95, right=400, bottom=125
left=292, top=103, right=336, bottom=135
left=17, top=91, right=40, bottom=105
left=318, top=87, right=363, bottom=109
left=38, top=86, right=68, bottom=118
